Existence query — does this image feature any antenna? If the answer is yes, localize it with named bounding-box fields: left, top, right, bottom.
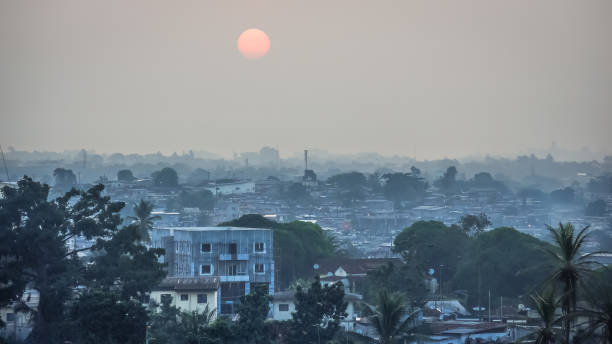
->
left=304, top=149, right=308, bottom=171
left=0, top=144, right=10, bottom=182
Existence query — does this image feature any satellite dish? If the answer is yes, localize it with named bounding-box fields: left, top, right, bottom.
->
left=313, top=264, right=319, bottom=270
left=327, top=272, right=333, bottom=276
left=428, top=268, right=435, bottom=275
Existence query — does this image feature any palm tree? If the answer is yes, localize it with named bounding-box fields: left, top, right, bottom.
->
left=570, top=272, right=612, bottom=344
left=525, top=289, right=561, bottom=344
left=365, top=290, right=419, bottom=344
left=546, top=223, right=602, bottom=343
left=181, top=305, right=217, bottom=344
left=129, top=200, right=160, bottom=243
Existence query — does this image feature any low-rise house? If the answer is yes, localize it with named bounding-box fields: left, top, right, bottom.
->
left=315, top=258, right=403, bottom=292
left=0, top=289, right=38, bottom=342
left=150, top=277, right=219, bottom=315
left=271, top=290, right=362, bottom=330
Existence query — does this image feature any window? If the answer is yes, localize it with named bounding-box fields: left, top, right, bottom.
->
left=201, top=264, right=212, bottom=275
left=279, top=304, right=289, bottom=312
left=201, top=243, right=211, bottom=253
left=255, top=263, right=265, bottom=274
left=6, top=313, right=15, bottom=322
left=197, top=294, right=207, bottom=304
left=161, top=294, right=172, bottom=304
left=254, top=242, right=265, bottom=252
left=180, top=294, right=188, bottom=301
left=229, top=243, right=237, bottom=254
left=227, top=264, right=237, bottom=276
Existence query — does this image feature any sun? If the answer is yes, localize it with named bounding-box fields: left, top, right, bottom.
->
left=237, top=28, right=271, bottom=59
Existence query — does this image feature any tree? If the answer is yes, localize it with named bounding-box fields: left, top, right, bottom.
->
left=453, top=227, right=552, bottom=305
left=129, top=200, right=160, bottom=243
left=53, top=167, right=77, bottom=190
left=284, top=183, right=311, bottom=204
left=117, top=169, right=136, bottom=182
left=234, top=284, right=272, bottom=344
left=381, top=172, right=428, bottom=206
left=148, top=296, right=185, bottom=344
left=0, top=177, right=166, bottom=343
left=289, top=275, right=347, bottom=344
left=327, top=172, right=367, bottom=205
left=524, top=289, right=561, bottom=344
left=393, top=221, right=469, bottom=287
left=69, top=290, right=149, bottom=344
left=550, top=187, right=575, bottom=204
left=365, top=290, right=418, bottom=344
left=365, top=261, right=427, bottom=309
left=570, top=271, right=612, bottom=344
left=468, top=172, right=508, bottom=193
left=181, top=306, right=217, bottom=344
left=176, top=190, right=215, bottom=211
left=152, top=167, right=179, bottom=187
left=459, top=213, right=491, bottom=236
left=585, top=199, right=607, bottom=217
left=546, top=223, right=601, bottom=344
left=433, top=166, right=459, bottom=194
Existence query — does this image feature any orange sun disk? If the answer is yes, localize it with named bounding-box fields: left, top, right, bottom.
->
left=237, top=28, right=270, bottom=59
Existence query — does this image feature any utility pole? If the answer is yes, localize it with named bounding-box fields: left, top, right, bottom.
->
left=488, top=290, right=491, bottom=322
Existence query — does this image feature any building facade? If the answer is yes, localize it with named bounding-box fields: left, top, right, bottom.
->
left=152, top=226, right=274, bottom=315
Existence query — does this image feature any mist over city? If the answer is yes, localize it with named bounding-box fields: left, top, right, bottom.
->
left=1, top=1, right=611, bottom=344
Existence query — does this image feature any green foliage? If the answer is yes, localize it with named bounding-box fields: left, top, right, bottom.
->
left=365, top=290, right=418, bottom=344
left=468, top=172, right=508, bottom=193
left=69, top=291, right=149, bottom=344
left=328, top=172, right=367, bottom=205
left=174, top=189, right=215, bottom=210
left=129, top=199, right=160, bottom=243
left=220, top=215, right=336, bottom=289
left=364, top=262, right=427, bottom=308
left=458, top=212, right=491, bottom=236
left=525, top=288, right=561, bottom=344
left=549, top=187, right=575, bottom=204
left=53, top=167, right=77, bottom=190
left=152, top=167, right=179, bottom=187
left=283, top=183, right=311, bottom=203
left=453, top=227, right=553, bottom=303
left=546, top=223, right=600, bottom=343
left=433, top=166, right=459, bottom=195
left=288, top=276, right=347, bottom=344
left=587, top=173, right=612, bottom=194
left=585, top=199, right=607, bottom=216
left=393, top=221, right=469, bottom=287
left=517, top=188, right=547, bottom=204
left=117, top=169, right=135, bottom=182
left=0, top=177, right=166, bottom=343
left=382, top=172, right=428, bottom=206
left=234, top=285, right=272, bottom=344
left=148, top=297, right=185, bottom=344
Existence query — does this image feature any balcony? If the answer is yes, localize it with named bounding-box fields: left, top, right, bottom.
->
left=219, top=253, right=249, bottom=261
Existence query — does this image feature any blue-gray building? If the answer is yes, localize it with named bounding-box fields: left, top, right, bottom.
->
left=152, top=226, right=274, bottom=315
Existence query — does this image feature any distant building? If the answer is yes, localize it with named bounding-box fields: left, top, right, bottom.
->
left=151, top=226, right=274, bottom=315
left=204, top=181, right=255, bottom=196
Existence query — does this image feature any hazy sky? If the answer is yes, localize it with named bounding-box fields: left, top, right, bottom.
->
left=1, top=0, right=611, bottom=159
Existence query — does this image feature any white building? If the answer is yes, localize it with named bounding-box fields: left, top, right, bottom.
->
left=271, top=290, right=362, bottom=330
